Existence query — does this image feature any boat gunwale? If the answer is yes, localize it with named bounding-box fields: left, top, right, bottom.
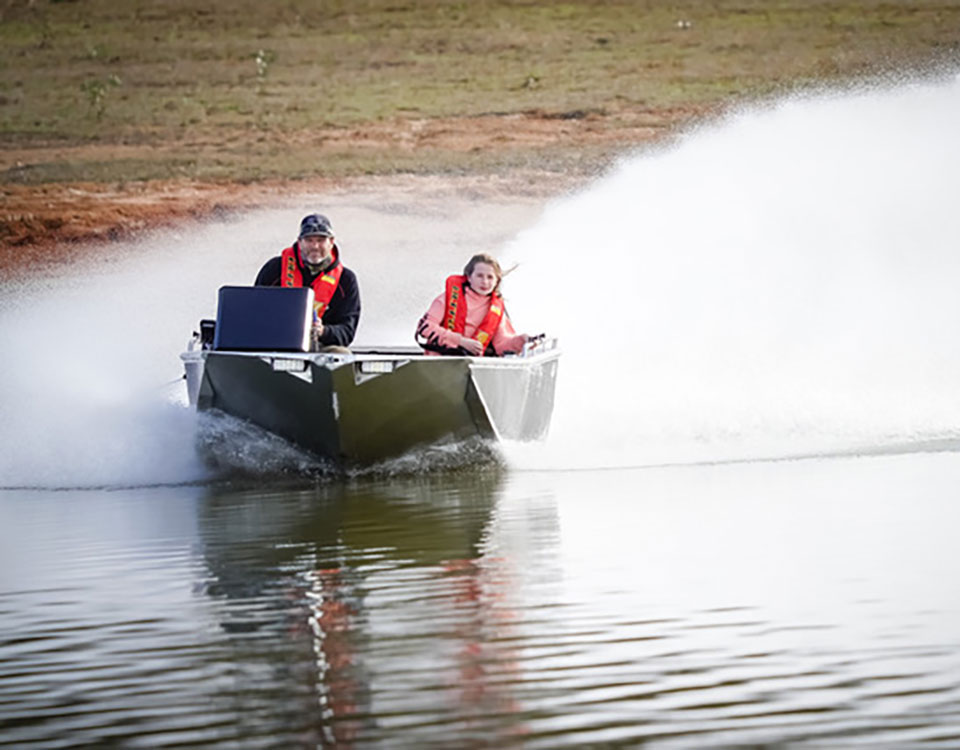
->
left=180, top=341, right=561, bottom=370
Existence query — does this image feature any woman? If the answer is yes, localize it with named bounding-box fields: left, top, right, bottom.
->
left=416, top=254, right=529, bottom=356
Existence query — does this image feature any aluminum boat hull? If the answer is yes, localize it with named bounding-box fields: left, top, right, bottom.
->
left=181, top=345, right=559, bottom=467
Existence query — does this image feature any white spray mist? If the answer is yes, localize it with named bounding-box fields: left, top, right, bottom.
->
left=503, top=75, right=960, bottom=468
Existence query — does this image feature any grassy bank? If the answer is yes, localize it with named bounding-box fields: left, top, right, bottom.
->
left=2, top=0, right=959, bottom=185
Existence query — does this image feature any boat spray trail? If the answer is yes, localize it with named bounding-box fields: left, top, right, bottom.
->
left=502, top=73, right=960, bottom=470
left=0, top=211, right=308, bottom=488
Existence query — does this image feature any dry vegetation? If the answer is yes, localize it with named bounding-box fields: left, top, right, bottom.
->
left=2, top=0, right=959, bottom=258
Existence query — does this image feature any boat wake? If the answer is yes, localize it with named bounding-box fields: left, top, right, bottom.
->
left=0, top=406, right=506, bottom=491
left=501, top=72, right=960, bottom=472
left=195, top=410, right=505, bottom=481
left=505, top=430, right=960, bottom=475
left=193, top=410, right=338, bottom=479
left=357, top=436, right=505, bottom=478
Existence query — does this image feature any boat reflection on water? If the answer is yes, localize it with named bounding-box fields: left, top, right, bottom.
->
left=196, top=469, right=527, bottom=746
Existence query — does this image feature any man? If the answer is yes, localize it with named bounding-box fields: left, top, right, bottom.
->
left=255, top=213, right=360, bottom=349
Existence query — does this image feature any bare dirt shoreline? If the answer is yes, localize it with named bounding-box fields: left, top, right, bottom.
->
left=0, top=109, right=683, bottom=274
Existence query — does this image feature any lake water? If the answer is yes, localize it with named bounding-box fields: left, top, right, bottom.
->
left=4, top=456, right=960, bottom=748
left=4, top=75, right=960, bottom=747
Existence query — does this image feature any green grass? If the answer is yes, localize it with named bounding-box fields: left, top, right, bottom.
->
left=2, top=0, right=959, bottom=183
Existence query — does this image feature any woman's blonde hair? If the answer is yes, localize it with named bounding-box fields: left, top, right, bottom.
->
left=463, top=253, right=503, bottom=294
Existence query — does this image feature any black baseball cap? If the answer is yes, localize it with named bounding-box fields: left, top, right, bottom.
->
left=299, top=213, right=334, bottom=239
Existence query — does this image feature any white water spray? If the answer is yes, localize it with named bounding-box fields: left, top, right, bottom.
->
left=3, top=76, right=959, bottom=485
left=504, top=75, right=960, bottom=468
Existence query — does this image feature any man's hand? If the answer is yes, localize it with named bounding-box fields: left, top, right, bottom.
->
left=459, top=336, right=484, bottom=356
left=311, top=322, right=325, bottom=350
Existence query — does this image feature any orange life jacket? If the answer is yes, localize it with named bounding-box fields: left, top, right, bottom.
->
left=280, top=245, right=343, bottom=323
left=444, top=274, right=504, bottom=353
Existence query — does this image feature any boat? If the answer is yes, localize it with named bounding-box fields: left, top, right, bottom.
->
left=181, top=286, right=560, bottom=468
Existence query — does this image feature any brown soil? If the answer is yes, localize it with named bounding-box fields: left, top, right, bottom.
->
left=0, top=179, right=301, bottom=269
left=0, top=108, right=685, bottom=274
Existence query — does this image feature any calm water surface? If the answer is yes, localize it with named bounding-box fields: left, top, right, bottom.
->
left=4, top=452, right=960, bottom=748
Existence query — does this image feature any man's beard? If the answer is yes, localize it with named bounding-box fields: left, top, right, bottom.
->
left=304, top=255, right=333, bottom=275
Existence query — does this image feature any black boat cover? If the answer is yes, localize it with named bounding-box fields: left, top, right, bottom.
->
left=213, top=285, right=314, bottom=352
